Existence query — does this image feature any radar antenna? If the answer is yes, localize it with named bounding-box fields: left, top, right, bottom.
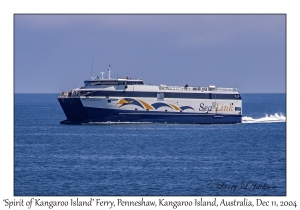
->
left=100, top=72, right=105, bottom=79
left=108, top=65, right=111, bottom=79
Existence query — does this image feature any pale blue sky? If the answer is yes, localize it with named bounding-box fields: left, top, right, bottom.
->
left=14, top=14, right=285, bottom=93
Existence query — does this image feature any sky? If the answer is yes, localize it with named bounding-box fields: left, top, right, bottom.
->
left=14, top=14, right=286, bottom=93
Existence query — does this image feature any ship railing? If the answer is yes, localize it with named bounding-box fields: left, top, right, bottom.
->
left=160, top=86, right=238, bottom=92
left=59, top=89, right=96, bottom=98
left=214, top=87, right=238, bottom=92
left=58, top=92, right=69, bottom=98
left=59, top=94, right=81, bottom=98
left=59, top=90, right=78, bottom=98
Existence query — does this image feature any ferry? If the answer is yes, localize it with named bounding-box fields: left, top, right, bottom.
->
left=58, top=65, right=242, bottom=124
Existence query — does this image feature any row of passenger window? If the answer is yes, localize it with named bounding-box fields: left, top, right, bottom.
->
left=84, top=81, right=144, bottom=86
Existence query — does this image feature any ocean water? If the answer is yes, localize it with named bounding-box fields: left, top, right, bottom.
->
left=14, top=93, right=286, bottom=196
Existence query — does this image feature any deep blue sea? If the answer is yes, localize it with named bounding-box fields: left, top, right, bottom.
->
left=14, top=93, right=286, bottom=196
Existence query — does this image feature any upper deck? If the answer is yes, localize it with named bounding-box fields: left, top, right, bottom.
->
left=83, top=76, right=237, bottom=92
left=59, top=65, right=239, bottom=99
left=84, top=78, right=144, bottom=86
left=159, top=85, right=238, bottom=92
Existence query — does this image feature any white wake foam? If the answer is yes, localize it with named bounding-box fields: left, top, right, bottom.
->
left=242, top=113, right=286, bottom=123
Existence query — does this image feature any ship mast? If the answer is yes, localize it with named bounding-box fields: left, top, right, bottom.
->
left=108, top=65, right=111, bottom=79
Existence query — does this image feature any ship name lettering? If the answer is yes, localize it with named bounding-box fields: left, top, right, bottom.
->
left=216, top=103, right=233, bottom=112
left=199, top=103, right=212, bottom=111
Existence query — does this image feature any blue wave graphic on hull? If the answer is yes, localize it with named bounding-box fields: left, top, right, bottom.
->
left=180, top=106, right=194, bottom=111
left=151, top=102, right=173, bottom=110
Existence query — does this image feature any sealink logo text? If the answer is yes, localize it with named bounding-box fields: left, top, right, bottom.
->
left=199, top=103, right=213, bottom=111
left=216, top=103, right=233, bottom=112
